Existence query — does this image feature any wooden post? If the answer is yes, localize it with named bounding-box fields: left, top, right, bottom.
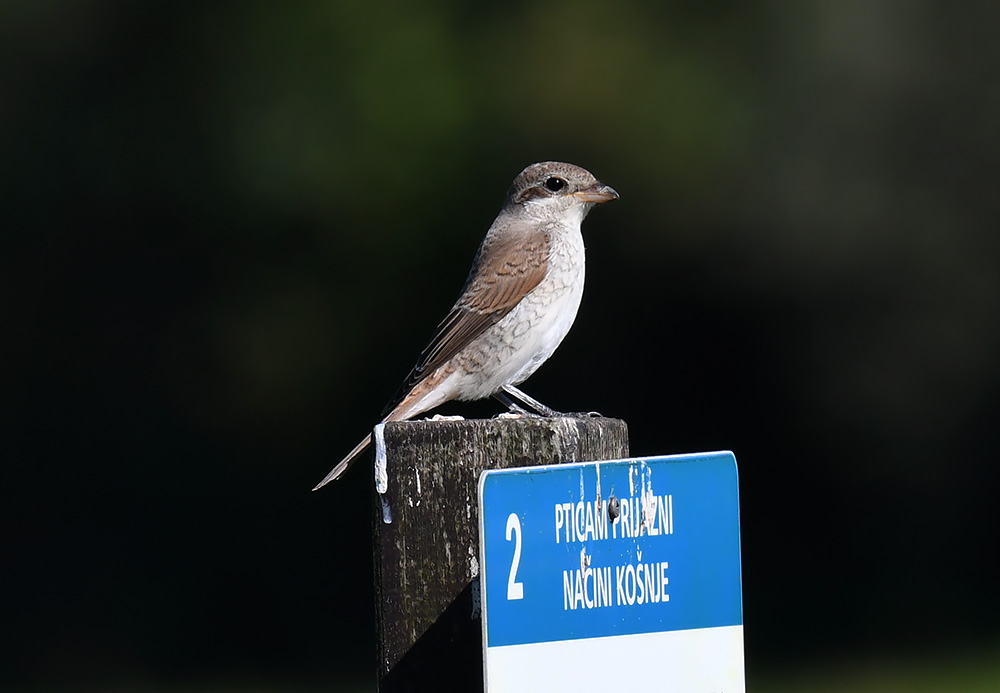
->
left=372, top=416, right=629, bottom=692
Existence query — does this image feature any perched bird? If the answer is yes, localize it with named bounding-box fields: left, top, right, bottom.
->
left=313, top=161, right=618, bottom=490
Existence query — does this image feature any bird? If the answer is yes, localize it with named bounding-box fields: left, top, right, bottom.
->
left=313, top=161, right=618, bottom=490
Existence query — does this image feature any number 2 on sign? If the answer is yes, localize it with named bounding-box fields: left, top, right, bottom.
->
left=505, top=513, right=524, bottom=600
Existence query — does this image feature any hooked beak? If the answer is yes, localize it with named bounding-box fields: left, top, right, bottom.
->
left=573, top=182, right=620, bottom=204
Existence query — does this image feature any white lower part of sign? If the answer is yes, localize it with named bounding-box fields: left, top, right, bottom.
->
left=484, top=625, right=745, bottom=692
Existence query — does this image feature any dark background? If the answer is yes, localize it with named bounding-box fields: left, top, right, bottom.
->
left=4, top=1, right=999, bottom=690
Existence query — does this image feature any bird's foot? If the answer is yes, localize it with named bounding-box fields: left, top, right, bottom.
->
left=425, top=414, right=466, bottom=421
left=531, top=404, right=564, bottom=417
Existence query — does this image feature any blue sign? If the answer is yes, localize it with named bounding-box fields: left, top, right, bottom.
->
left=478, top=452, right=744, bottom=692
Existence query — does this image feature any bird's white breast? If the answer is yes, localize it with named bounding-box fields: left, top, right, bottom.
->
left=446, top=213, right=587, bottom=400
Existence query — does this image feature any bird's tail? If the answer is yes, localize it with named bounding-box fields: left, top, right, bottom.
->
left=312, top=373, right=451, bottom=490
left=312, top=433, right=372, bottom=491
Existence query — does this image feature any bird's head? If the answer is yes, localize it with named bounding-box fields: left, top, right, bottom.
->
left=504, top=161, right=618, bottom=222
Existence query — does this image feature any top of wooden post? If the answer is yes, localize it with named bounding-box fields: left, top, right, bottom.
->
left=373, top=415, right=629, bottom=691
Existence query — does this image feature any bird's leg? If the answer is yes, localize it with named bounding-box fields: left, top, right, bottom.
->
left=500, top=384, right=562, bottom=417
left=492, top=390, right=536, bottom=416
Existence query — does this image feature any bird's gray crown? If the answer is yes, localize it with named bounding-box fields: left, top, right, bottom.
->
left=505, top=161, right=602, bottom=206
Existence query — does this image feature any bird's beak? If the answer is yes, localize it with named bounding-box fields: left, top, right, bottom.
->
left=574, top=183, right=619, bottom=204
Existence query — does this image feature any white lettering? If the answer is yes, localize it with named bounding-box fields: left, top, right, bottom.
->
left=555, top=504, right=564, bottom=543
left=584, top=500, right=595, bottom=541
left=647, top=495, right=659, bottom=536
left=595, top=566, right=611, bottom=607
left=575, top=501, right=585, bottom=542
left=636, top=562, right=646, bottom=604
left=624, top=564, right=636, bottom=605
left=645, top=560, right=660, bottom=602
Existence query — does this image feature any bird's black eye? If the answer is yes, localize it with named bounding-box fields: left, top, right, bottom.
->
left=544, top=177, right=566, bottom=192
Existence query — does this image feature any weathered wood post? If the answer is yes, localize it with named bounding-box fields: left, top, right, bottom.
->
left=372, top=416, right=629, bottom=692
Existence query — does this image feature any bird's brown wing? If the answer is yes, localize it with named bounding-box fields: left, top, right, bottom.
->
left=382, top=223, right=550, bottom=416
